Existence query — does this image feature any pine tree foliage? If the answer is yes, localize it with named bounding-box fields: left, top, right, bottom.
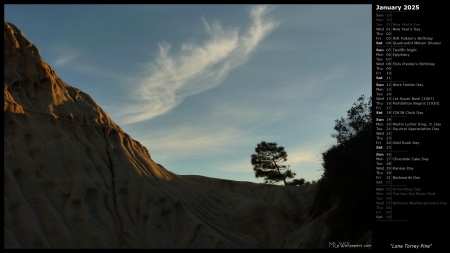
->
left=251, top=141, right=296, bottom=186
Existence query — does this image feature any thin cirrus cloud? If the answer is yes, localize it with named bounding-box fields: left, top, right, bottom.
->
left=218, top=159, right=253, bottom=173
left=52, top=49, right=79, bottom=67
left=119, top=5, right=279, bottom=124
left=140, top=125, right=255, bottom=159
left=50, top=46, right=124, bottom=80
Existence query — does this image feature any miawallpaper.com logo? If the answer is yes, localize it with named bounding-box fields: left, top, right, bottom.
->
left=329, top=241, right=372, bottom=249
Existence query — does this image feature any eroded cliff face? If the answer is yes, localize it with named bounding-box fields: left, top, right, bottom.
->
left=4, top=21, right=326, bottom=249
left=4, top=21, right=118, bottom=128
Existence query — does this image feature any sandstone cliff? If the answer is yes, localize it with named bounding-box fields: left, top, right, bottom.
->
left=4, top=21, right=332, bottom=249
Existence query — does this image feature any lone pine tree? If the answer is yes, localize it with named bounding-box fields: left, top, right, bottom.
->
left=251, top=141, right=297, bottom=186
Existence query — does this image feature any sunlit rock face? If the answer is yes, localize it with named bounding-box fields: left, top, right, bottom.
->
left=4, top=21, right=329, bottom=249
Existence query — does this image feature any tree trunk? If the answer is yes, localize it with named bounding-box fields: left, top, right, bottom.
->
left=273, top=160, right=287, bottom=186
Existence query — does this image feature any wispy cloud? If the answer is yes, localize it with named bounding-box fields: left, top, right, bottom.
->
left=278, top=66, right=348, bottom=101
left=288, top=146, right=322, bottom=168
left=52, top=49, right=80, bottom=67
left=218, top=160, right=253, bottom=173
left=140, top=125, right=255, bottom=159
left=119, top=5, right=278, bottom=124
left=207, top=101, right=286, bottom=129
left=50, top=46, right=125, bottom=81
left=286, top=140, right=334, bottom=180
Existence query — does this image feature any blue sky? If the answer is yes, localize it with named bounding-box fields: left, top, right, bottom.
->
left=5, top=4, right=371, bottom=184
